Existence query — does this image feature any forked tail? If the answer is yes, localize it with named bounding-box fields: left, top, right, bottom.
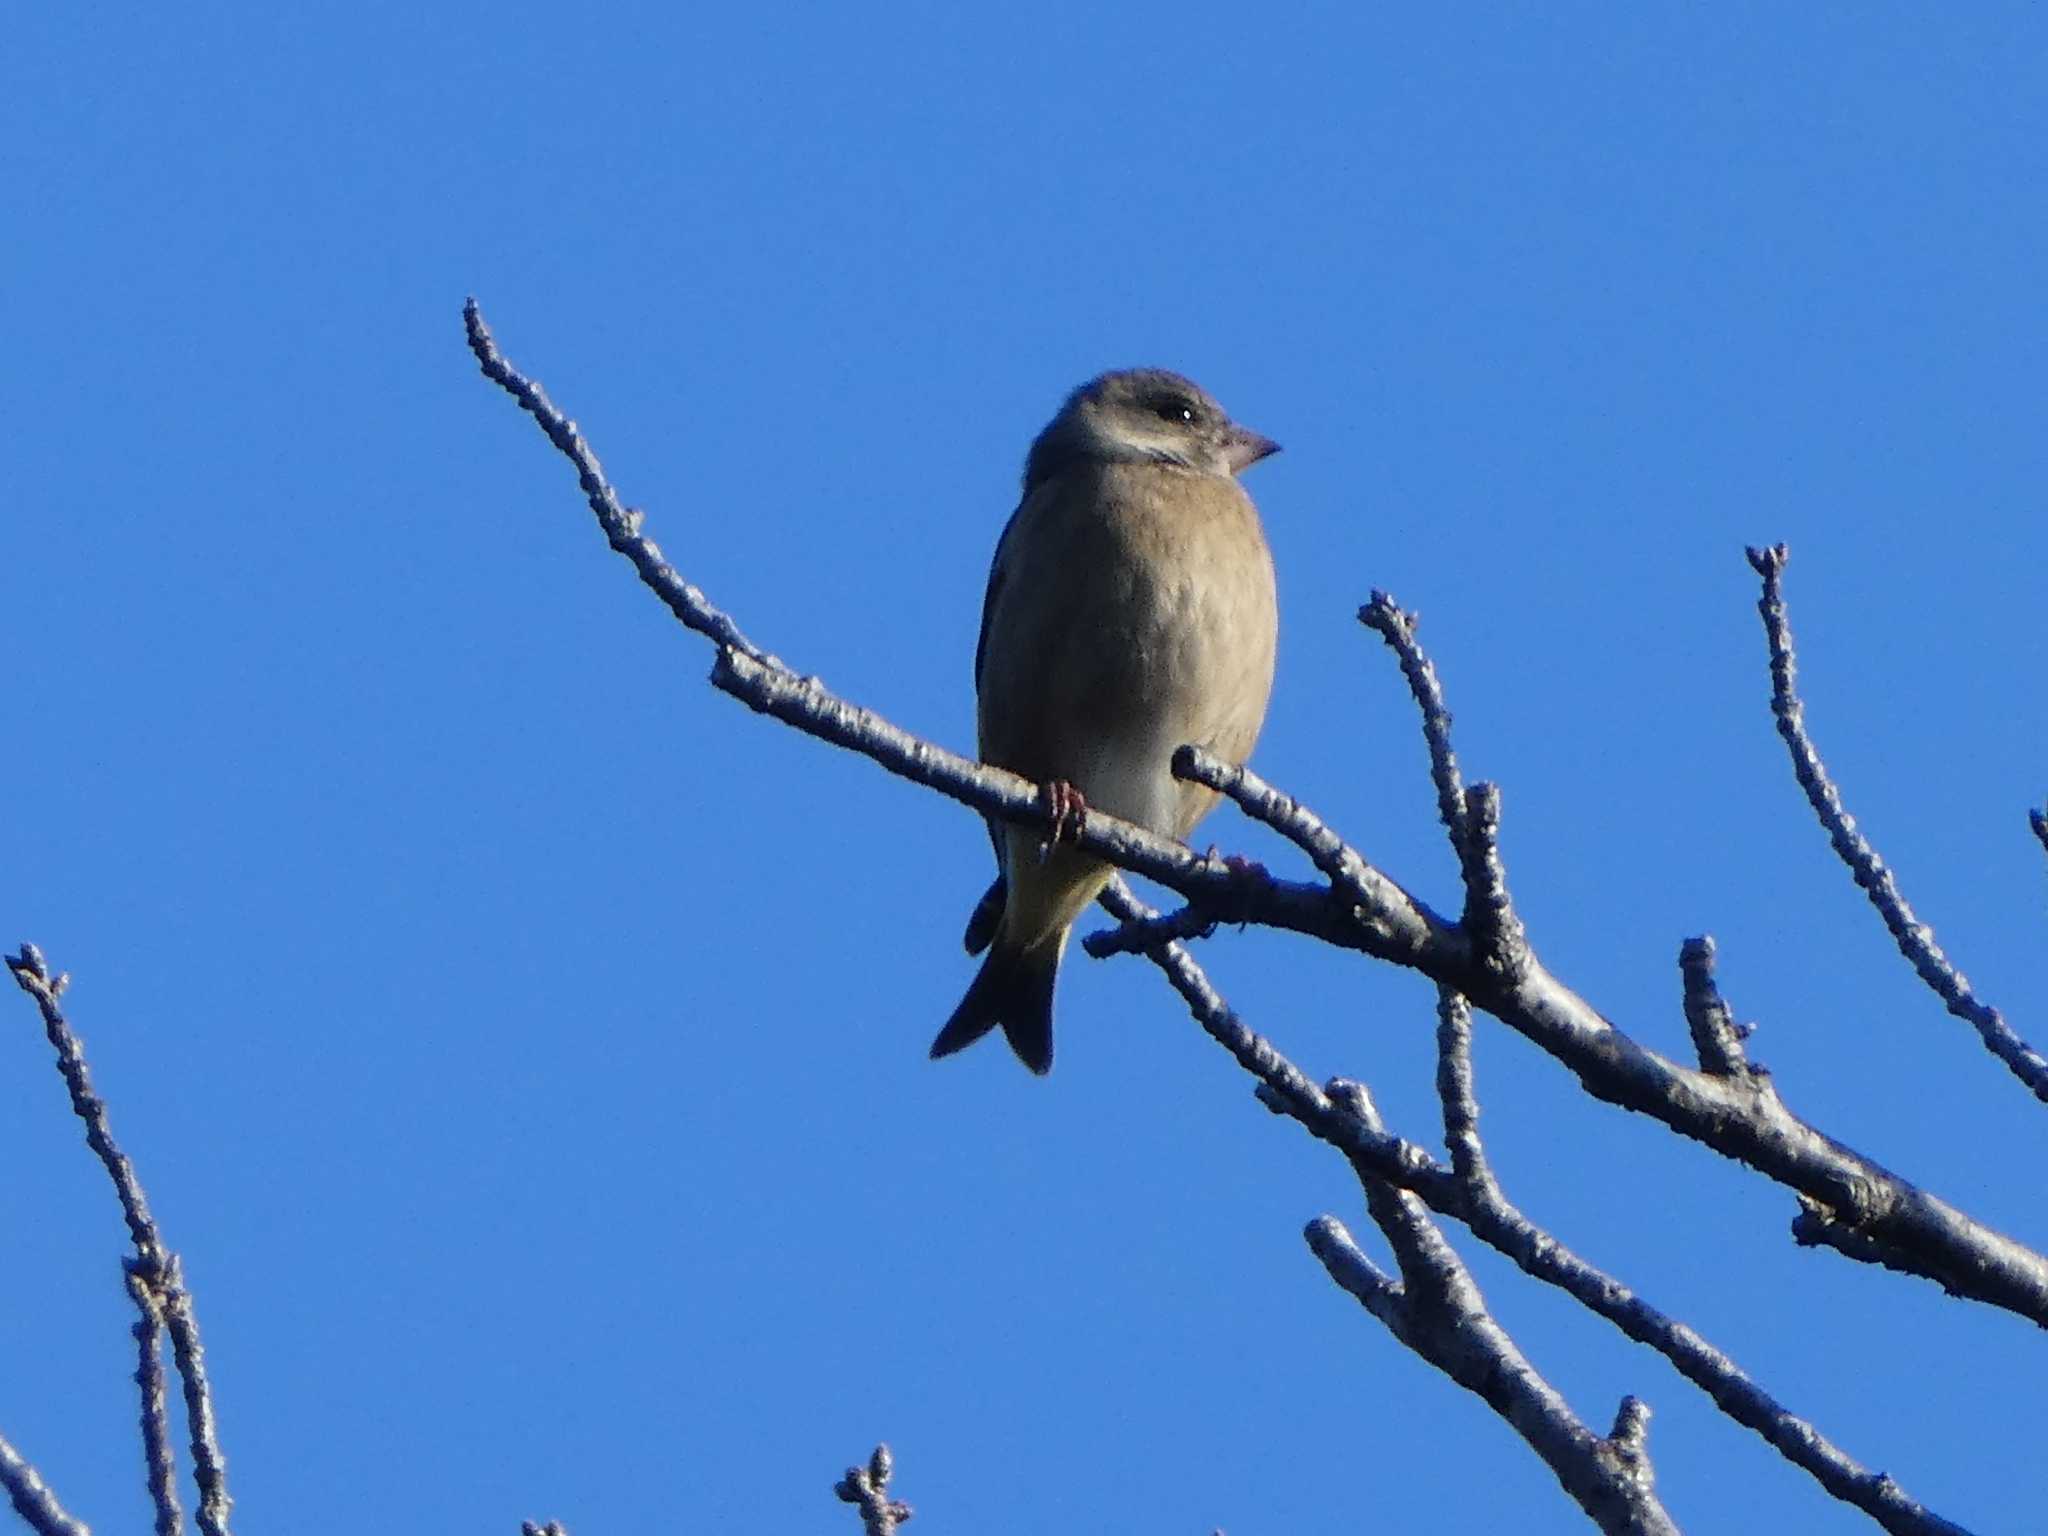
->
left=930, top=940, right=1059, bottom=1075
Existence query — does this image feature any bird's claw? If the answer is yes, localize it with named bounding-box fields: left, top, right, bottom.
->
left=1039, top=779, right=1089, bottom=860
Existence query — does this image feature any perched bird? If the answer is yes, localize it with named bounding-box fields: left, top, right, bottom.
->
left=931, top=368, right=1281, bottom=1074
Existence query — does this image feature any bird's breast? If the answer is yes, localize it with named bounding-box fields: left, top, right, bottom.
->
left=977, top=464, right=1276, bottom=837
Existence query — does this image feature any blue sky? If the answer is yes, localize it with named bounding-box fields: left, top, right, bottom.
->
left=5, top=5, right=2045, bottom=1532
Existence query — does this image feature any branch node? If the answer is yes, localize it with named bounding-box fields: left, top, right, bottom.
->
left=1608, top=1394, right=1652, bottom=1459
left=1170, top=745, right=1449, bottom=962
left=1457, top=783, right=1530, bottom=982
left=1325, top=1076, right=1385, bottom=1133
left=1679, top=936, right=1756, bottom=1078
left=835, top=1443, right=913, bottom=1533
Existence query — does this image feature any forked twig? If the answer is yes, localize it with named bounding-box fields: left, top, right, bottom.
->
left=6, top=945, right=233, bottom=1536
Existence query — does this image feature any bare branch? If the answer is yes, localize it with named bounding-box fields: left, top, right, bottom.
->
left=467, top=307, right=2048, bottom=1330
left=707, top=646, right=1361, bottom=945
left=6, top=945, right=162, bottom=1262
left=1359, top=592, right=1470, bottom=848
left=1678, top=937, right=1755, bottom=1079
left=1746, top=543, right=2048, bottom=1104
left=835, top=1444, right=912, bottom=1534
left=1608, top=1397, right=1652, bottom=1465
left=1428, top=989, right=1969, bottom=1536
left=463, top=299, right=773, bottom=668
left=1166, top=744, right=1453, bottom=964
left=0, top=1431, right=90, bottom=1536
left=1355, top=600, right=1527, bottom=970
left=1433, top=989, right=1492, bottom=1187
left=128, top=1271, right=183, bottom=1536
left=6, top=945, right=233, bottom=1536
left=1104, top=892, right=1967, bottom=1531
left=1095, top=880, right=1465, bottom=1205
left=1081, top=899, right=1228, bottom=957
left=1174, top=742, right=2048, bottom=1324
left=1308, top=1079, right=1677, bottom=1536
left=157, top=1257, right=229, bottom=1536
left=1457, top=782, right=1531, bottom=980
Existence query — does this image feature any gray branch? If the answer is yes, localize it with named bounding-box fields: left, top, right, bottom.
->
left=1102, top=883, right=1970, bottom=1536
left=1305, top=1075, right=1677, bottom=1536
left=1746, top=544, right=2048, bottom=1103
left=0, top=1431, right=90, bottom=1536
left=1359, top=592, right=1470, bottom=848
left=1678, top=937, right=1755, bottom=1080
left=128, top=1272, right=182, bottom=1536
left=1427, top=986, right=1968, bottom=1536
left=6, top=945, right=233, bottom=1536
left=835, top=1445, right=913, bottom=1534
left=1159, top=748, right=2048, bottom=1324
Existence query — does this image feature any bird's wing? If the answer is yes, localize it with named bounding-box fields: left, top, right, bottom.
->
left=974, top=495, right=1029, bottom=690
left=973, top=495, right=1035, bottom=870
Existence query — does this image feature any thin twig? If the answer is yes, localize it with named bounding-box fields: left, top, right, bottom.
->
left=5, top=947, right=161, bottom=1261
left=464, top=300, right=772, bottom=668
left=6, top=946, right=232, bottom=1536
left=0, top=1431, right=91, bottom=1536
left=1166, top=744, right=1455, bottom=964
left=1747, top=544, right=2048, bottom=1104
left=1607, top=1397, right=1652, bottom=1470
left=1357, top=598, right=1529, bottom=964
left=834, top=1445, right=912, bottom=1534
left=1359, top=592, right=1470, bottom=846
left=1679, top=937, right=1754, bottom=1079
left=1081, top=900, right=1226, bottom=956
left=128, top=1271, right=182, bottom=1536
left=1456, top=782, right=1530, bottom=980
left=1433, top=989, right=1490, bottom=1186
left=158, top=1259, right=229, bottom=1536
left=1093, top=883, right=1464, bottom=1215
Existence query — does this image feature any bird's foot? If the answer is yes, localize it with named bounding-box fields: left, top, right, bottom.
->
left=1039, top=779, right=1089, bottom=859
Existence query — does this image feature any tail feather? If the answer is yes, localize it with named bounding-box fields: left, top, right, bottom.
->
left=931, top=941, right=1059, bottom=1074
left=961, top=875, right=1007, bottom=956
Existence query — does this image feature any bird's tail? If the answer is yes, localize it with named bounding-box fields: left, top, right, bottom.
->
left=930, top=939, right=1059, bottom=1075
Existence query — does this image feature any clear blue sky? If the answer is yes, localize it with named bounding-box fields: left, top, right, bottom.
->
left=6, top=6, right=2045, bottom=1532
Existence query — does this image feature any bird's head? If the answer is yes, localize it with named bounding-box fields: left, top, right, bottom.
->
left=1024, top=368, right=1279, bottom=491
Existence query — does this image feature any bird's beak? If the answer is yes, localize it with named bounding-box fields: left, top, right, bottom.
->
left=1224, top=426, right=1282, bottom=474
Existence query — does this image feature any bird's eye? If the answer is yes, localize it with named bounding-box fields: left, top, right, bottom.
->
left=1154, top=398, right=1197, bottom=425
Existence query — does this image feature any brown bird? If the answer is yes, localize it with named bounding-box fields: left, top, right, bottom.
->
left=931, top=368, right=1281, bottom=1073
